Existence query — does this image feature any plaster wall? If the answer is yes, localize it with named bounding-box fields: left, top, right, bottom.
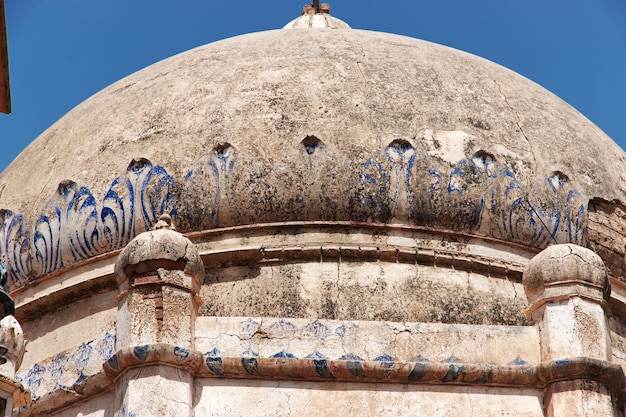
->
left=200, top=261, right=528, bottom=325
left=194, top=317, right=540, bottom=366
left=49, top=393, right=114, bottom=417
left=19, top=291, right=116, bottom=370
left=609, top=317, right=626, bottom=372
left=193, top=379, right=545, bottom=417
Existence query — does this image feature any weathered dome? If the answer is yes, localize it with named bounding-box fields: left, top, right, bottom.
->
left=1, top=25, right=625, bottom=290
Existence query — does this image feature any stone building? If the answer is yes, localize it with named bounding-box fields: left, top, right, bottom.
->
left=0, top=4, right=625, bottom=416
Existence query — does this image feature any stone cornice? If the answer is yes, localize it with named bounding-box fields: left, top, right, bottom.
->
left=102, top=343, right=626, bottom=403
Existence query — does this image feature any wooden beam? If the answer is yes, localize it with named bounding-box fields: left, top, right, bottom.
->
left=0, top=0, right=10, bottom=114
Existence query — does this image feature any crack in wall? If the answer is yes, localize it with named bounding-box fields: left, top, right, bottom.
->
left=467, top=388, right=474, bottom=416
left=494, top=80, right=536, bottom=167
left=340, top=31, right=375, bottom=132
left=494, top=80, right=560, bottom=246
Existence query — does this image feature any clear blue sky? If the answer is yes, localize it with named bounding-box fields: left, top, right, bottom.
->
left=1, top=0, right=625, bottom=172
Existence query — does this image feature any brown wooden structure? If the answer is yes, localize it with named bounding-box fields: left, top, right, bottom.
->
left=0, top=0, right=10, bottom=114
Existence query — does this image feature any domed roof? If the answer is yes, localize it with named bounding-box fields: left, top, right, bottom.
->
left=1, top=23, right=625, bottom=289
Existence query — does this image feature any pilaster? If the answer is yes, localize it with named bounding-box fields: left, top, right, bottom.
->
left=112, top=215, right=204, bottom=417
left=523, top=243, right=617, bottom=417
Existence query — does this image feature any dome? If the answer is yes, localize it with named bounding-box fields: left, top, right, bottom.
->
left=8, top=11, right=626, bottom=417
left=1, top=25, right=625, bottom=291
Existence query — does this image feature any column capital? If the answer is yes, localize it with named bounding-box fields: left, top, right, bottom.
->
left=115, top=228, right=204, bottom=294
left=523, top=244, right=610, bottom=320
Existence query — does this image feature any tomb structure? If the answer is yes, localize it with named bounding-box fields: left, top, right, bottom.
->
left=1, top=4, right=626, bottom=416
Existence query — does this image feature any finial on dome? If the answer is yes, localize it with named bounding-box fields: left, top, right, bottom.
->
left=303, top=2, right=331, bottom=15
left=286, top=2, right=349, bottom=29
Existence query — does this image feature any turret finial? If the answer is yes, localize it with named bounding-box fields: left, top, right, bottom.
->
left=302, top=2, right=330, bottom=15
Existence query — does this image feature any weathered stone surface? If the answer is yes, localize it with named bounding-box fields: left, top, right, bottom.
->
left=115, top=228, right=204, bottom=291
left=545, top=380, right=615, bottom=417
left=200, top=262, right=528, bottom=325
left=524, top=244, right=618, bottom=415
left=115, top=229, right=203, bottom=351
left=193, top=379, right=544, bottom=417
left=3, top=10, right=626, bottom=417
left=41, top=392, right=114, bottom=417
left=0, top=28, right=621, bottom=288
left=588, top=198, right=626, bottom=280
left=524, top=244, right=612, bottom=361
left=19, top=290, right=116, bottom=371
left=194, top=317, right=539, bottom=365
left=115, top=365, right=193, bottom=417
left=17, top=331, right=115, bottom=401
left=523, top=244, right=609, bottom=307
left=0, top=315, right=24, bottom=379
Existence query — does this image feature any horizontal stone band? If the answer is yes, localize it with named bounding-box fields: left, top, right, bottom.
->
left=102, top=343, right=626, bottom=400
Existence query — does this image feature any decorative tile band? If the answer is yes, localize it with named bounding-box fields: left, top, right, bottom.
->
left=16, top=332, right=115, bottom=400
left=0, top=141, right=588, bottom=292
left=102, top=343, right=626, bottom=402
left=18, top=343, right=626, bottom=415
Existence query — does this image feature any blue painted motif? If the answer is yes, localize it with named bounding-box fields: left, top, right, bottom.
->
left=302, top=319, right=330, bottom=340
left=0, top=210, right=31, bottom=289
left=49, top=354, right=69, bottom=389
left=270, top=350, right=296, bottom=359
left=408, top=362, right=428, bottom=381
left=360, top=145, right=588, bottom=249
left=72, top=342, right=93, bottom=383
left=241, top=348, right=259, bottom=375
left=241, top=358, right=259, bottom=376
left=508, top=356, right=528, bottom=365
left=304, top=351, right=326, bottom=359
left=133, top=345, right=150, bottom=361
left=408, top=354, right=431, bottom=362
left=442, top=355, right=462, bottom=363
left=0, top=146, right=591, bottom=291
left=121, top=405, right=137, bottom=417
left=101, top=159, right=174, bottom=251
left=338, top=353, right=364, bottom=360
left=174, top=346, right=190, bottom=362
left=374, top=354, right=396, bottom=370
left=361, top=140, right=416, bottom=222
left=339, top=353, right=364, bottom=377
left=182, top=144, right=235, bottom=230
left=441, top=364, right=465, bottom=382
left=334, top=325, right=346, bottom=337
left=24, top=363, right=46, bottom=396
left=268, top=319, right=297, bottom=338
left=239, top=318, right=261, bottom=339
left=302, top=136, right=322, bottom=156
left=314, top=359, right=334, bottom=378
left=95, top=332, right=116, bottom=360
left=305, top=352, right=334, bottom=378
left=107, top=354, right=119, bottom=371
left=33, top=181, right=100, bottom=276
left=205, top=349, right=224, bottom=375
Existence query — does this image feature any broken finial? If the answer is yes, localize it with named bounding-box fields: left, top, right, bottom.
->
left=302, top=2, right=330, bottom=15
left=152, top=213, right=175, bottom=231
left=302, top=4, right=314, bottom=15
